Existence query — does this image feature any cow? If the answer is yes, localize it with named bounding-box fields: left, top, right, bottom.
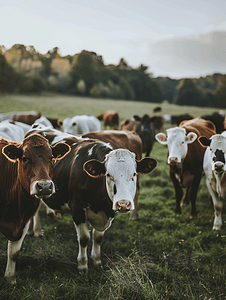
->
left=0, top=134, right=70, bottom=285
left=63, top=115, right=101, bottom=135
left=82, top=130, right=143, bottom=220
left=155, top=117, right=216, bottom=218
left=153, top=106, right=162, bottom=113
left=13, top=111, right=41, bottom=125
left=25, top=125, right=157, bottom=274
left=0, top=120, right=25, bottom=142
left=121, top=114, right=157, bottom=157
left=171, top=113, right=194, bottom=126
left=199, top=132, right=226, bottom=230
left=201, top=112, right=224, bottom=134
left=97, top=110, right=119, bottom=130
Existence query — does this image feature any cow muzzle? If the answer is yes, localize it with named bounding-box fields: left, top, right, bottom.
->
left=31, top=180, right=55, bottom=199
left=168, top=157, right=179, bottom=165
left=114, top=200, right=134, bottom=212
left=214, top=162, right=224, bottom=174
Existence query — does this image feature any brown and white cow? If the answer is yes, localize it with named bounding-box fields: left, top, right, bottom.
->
left=25, top=125, right=157, bottom=273
left=82, top=130, right=143, bottom=220
left=155, top=117, right=216, bottom=218
left=97, top=110, right=119, bottom=130
left=199, top=132, right=226, bottom=230
left=0, top=134, right=70, bottom=285
left=13, top=111, right=41, bottom=125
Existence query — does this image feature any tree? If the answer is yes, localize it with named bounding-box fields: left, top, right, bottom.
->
left=216, top=75, right=226, bottom=108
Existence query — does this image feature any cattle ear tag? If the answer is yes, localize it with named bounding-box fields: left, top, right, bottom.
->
left=2, top=144, right=22, bottom=162
left=83, top=159, right=105, bottom=178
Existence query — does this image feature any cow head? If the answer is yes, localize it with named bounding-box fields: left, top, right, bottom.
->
left=83, top=149, right=157, bottom=212
left=199, top=134, right=226, bottom=174
left=155, top=127, right=197, bottom=165
left=2, top=134, right=70, bottom=199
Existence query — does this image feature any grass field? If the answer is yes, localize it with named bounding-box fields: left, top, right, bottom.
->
left=0, top=93, right=225, bottom=299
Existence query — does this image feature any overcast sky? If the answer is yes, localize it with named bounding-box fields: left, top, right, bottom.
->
left=1, top=0, right=226, bottom=79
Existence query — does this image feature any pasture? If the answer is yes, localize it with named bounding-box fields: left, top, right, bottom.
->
left=0, top=93, right=225, bottom=299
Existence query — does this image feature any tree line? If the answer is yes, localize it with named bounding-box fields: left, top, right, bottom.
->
left=0, top=44, right=226, bottom=107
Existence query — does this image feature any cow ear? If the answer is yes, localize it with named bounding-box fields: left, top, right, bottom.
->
left=133, top=115, right=141, bottom=121
left=185, top=132, right=197, bottom=144
left=155, top=133, right=167, bottom=144
left=2, top=144, right=23, bottom=162
left=83, top=159, right=106, bottom=178
left=57, top=120, right=63, bottom=128
left=198, top=136, right=211, bottom=147
left=52, top=143, right=71, bottom=160
left=137, top=157, right=157, bottom=174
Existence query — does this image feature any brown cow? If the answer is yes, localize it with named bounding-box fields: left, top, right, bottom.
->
left=156, top=117, right=216, bottom=218
left=97, top=110, right=119, bottom=130
left=13, top=111, right=41, bottom=125
left=82, top=130, right=143, bottom=220
left=0, top=134, right=70, bottom=285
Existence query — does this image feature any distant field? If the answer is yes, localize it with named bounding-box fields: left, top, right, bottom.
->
left=0, top=93, right=225, bottom=299
left=0, top=93, right=221, bottom=123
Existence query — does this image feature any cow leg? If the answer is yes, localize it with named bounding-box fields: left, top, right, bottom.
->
left=4, top=221, right=30, bottom=285
left=91, top=228, right=105, bottom=269
left=181, top=185, right=191, bottom=206
left=170, top=171, right=183, bottom=214
left=188, top=176, right=202, bottom=218
left=74, top=222, right=90, bottom=274
left=206, top=180, right=223, bottom=230
left=27, top=204, right=43, bottom=237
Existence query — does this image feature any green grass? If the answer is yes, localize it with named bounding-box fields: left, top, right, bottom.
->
left=0, top=93, right=225, bottom=299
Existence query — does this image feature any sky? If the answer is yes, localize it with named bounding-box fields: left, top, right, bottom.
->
left=1, top=0, right=226, bottom=79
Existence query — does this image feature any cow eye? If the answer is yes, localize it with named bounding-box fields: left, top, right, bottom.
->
left=106, top=173, right=114, bottom=181
left=131, top=173, right=137, bottom=181
left=114, top=184, right=117, bottom=195
left=210, top=148, right=212, bottom=151
left=22, top=156, right=28, bottom=163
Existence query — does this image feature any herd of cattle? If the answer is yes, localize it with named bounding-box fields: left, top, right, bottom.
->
left=0, top=108, right=226, bottom=285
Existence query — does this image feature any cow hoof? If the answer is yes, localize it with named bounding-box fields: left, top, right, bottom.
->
left=189, top=214, right=197, bottom=219
left=94, top=263, right=103, bottom=271
left=5, top=276, right=17, bottom=286
left=212, top=226, right=221, bottom=231
left=78, top=269, right=88, bottom=275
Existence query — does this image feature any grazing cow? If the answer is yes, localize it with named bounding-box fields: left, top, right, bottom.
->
left=153, top=106, right=162, bottom=113
left=0, top=134, right=70, bottom=285
left=82, top=130, right=143, bottom=220
left=199, top=132, right=226, bottom=230
left=63, top=115, right=101, bottom=135
left=97, top=110, right=119, bottom=130
left=201, top=112, right=224, bottom=134
left=171, top=113, right=194, bottom=126
left=25, top=126, right=157, bottom=273
left=155, top=117, right=216, bottom=218
left=121, top=114, right=157, bottom=157
left=13, top=111, right=41, bottom=125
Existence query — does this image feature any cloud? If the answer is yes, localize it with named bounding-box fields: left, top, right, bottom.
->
left=148, top=30, right=226, bottom=78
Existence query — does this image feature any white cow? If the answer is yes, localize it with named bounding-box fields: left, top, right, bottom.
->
left=199, top=132, right=226, bottom=230
left=33, top=116, right=54, bottom=128
left=63, top=115, right=101, bottom=135
left=0, top=120, right=25, bottom=142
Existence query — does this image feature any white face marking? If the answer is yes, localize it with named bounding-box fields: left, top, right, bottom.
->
left=104, top=149, right=137, bottom=211
left=166, top=127, right=197, bottom=164
left=88, top=145, right=96, bottom=156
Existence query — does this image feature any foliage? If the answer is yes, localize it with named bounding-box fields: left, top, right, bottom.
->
left=0, top=95, right=226, bottom=299
left=216, top=75, right=226, bottom=108
left=0, top=53, right=21, bottom=93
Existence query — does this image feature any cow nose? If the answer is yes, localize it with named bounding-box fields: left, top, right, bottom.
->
left=169, top=157, right=178, bottom=165
left=115, top=200, right=132, bottom=212
left=35, top=181, right=54, bottom=196
left=214, top=163, right=224, bottom=173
